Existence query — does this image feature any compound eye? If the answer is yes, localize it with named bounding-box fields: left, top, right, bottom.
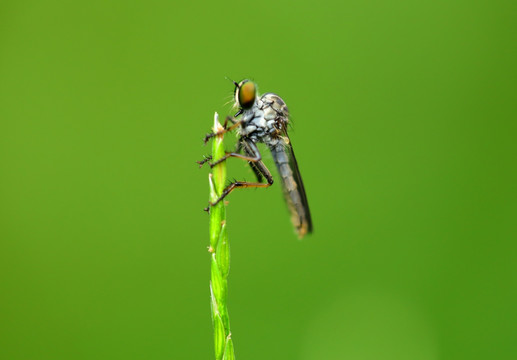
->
left=238, top=81, right=256, bottom=109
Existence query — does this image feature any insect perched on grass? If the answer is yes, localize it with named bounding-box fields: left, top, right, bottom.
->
left=199, top=80, right=312, bottom=238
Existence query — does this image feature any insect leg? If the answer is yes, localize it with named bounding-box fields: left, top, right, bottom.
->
left=197, top=131, right=244, bottom=168
left=247, top=158, right=263, bottom=182
left=239, top=139, right=264, bottom=182
left=196, top=155, right=212, bottom=168
left=229, top=139, right=262, bottom=181
left=206, top=138, right=261, bottom=168
left=203, top=116, right=240, bottom=144
left=209, top=140, right=274, bottom=207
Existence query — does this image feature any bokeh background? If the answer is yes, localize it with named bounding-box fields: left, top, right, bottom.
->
left=1, top=1, right=516, bottom=359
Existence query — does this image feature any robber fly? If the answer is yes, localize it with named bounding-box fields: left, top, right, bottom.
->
left=200, top=80, right=312, bottom=238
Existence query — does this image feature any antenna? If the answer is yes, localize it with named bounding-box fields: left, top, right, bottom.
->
left=225, top=76, right=239, bottom=88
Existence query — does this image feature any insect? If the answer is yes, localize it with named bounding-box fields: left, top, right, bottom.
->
left=200, top=80, right=312, bottom=238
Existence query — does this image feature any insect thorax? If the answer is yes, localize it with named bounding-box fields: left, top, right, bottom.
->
left=239, top=93, right=290, bottom=147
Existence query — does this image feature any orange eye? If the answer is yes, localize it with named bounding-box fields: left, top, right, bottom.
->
left=238, top=81, right=256, bottom=109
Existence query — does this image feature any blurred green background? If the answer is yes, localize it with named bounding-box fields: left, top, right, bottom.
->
left=1, top=0, right=516, bottom=359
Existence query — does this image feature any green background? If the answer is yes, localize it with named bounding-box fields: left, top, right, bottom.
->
left=1, top=0, right=516, bottom=359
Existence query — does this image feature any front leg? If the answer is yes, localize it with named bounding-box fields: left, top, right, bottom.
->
left=196, top=155, right=212, bottom=168
left=197, top=124, right=244, bottom=168
left=203, top=116, right=240, bottom=144
left=199, top=138, right=261, bottom=169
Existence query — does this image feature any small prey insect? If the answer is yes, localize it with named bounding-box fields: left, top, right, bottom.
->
left=200, top=80, right=312, bottom=238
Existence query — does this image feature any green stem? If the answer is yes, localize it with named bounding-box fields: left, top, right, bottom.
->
left=209, top=113, right=235, bottom=360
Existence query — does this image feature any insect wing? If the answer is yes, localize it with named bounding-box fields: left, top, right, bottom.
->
left=270, top=136, right=313, bottom=238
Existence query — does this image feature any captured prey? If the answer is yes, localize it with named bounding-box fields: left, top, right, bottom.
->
left=199, top=80, right=312, bottom=238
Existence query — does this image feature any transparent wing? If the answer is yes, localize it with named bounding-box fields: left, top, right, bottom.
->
left=269, top=136, right=313, bottom=238
left=260, top=92, right=312, bottom=238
